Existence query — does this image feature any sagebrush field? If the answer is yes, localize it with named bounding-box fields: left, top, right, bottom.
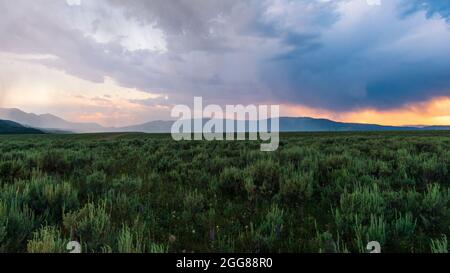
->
left=0, top=132, right=449, bottom=253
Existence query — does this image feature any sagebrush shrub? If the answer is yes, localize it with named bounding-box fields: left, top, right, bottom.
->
left=252, top=204, right=284, bottom=251
left=117, top=225, right=145, bottom=253
left=246, top=160, right=281, bottom=198
left=25, top=177, right=79, bottom=220
left=431, top=235, right=448, bottom=253
left=217, top=167, right=245, bottom=197
left=27, top=226, right=66, bottom=253
left=63, top=201, right=111, bottom=251
left=38, top=150, right=70, bottom=175
left=279, top=171, right=314, bottom=203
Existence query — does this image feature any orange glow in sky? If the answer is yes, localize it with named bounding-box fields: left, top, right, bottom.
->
left=281, top=96, right=450, bottom=126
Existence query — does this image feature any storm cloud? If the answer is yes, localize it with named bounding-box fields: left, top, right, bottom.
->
left=1, top=0, right=450, bottom=112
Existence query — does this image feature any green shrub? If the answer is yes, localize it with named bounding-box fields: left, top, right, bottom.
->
left=149, top=243, right=169, bottom=253
left=63, top=201, right=111, bottom=251
left=393, top=212, right=416, bottom=238
left=431, top=235, right=448, bottom=253
left=366, top=215, right=387, bottom=246
left=38, top=150, right=71, bottom=175
left=0, top=200, right=36, bottom=252
left=27, top=226, right=67, bottom=253
left=183, top=190, right=206, bottom=219
left=0, top=202, right=8, bottom=245
left=252, top=204, right=285, bottom=251
left=420, top=184, right=449, bottom=229
left=339, top=184, right=385, bottom=219
left=85, top=171, right=107, bottom=196
left=312, top=231, right=344, bottom=253
left=0, top=160, right=28, bottom=184
left=117, top=225, right=145, bottom=253
left=25, top=177, right=79, bottom=220
left=112, top=175, right=143, bottom=194
left=279, top=171, right=314, bottom=203
left=246, top=160, right=281, bottom=198
left=217, top=167, right=245, bottom=197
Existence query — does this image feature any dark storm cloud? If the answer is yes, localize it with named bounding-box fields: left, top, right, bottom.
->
left=259, top=0, right=450, bottom=110
left=106, top=0, right=342, bottom=103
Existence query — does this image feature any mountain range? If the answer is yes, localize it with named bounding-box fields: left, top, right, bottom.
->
left=119, top=118, right=419, bottom=133
left=2, top=107, right=450, bottom=134
left=0, top=108, right=105, bottom=133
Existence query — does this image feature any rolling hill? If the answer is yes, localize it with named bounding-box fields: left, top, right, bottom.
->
left=279, top=117, right=416, bottom=132
left=118, top=120, right=174, bottom=133
left=0, top=120, right=44, bottom=134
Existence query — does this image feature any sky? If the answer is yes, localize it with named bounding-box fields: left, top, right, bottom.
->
left=1, top=0, right=450, bottom=127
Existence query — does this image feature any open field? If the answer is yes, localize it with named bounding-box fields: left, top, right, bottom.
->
left=0, top=132, right=449, bottom=253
